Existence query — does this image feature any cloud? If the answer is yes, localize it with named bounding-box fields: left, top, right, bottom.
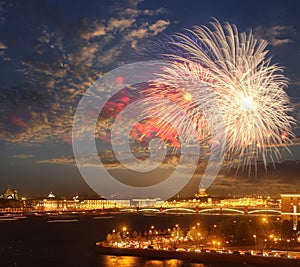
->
left=80, top=23, right=106, bottom=40
left=37, top=156, right=75, bottom=165
left=126, top=27, right=148, bottom=39
left=126, top=0, right=143, bottom=9
left=36, top=152, right=191, bottom=172
left=91, top=24, right=106, bottom=36
left=0, top=41, right=8, bottom=60
left=1, top=1, right=171, bottom=145
left=271, top=38, right=292, bottom=46
left=108, top=18, right=136, bottom=31
left=20, top=59, right=67, bottom=78
left=0, top=0, right=8, bottom=24
left=0, top=41, right=7, bottom=49
left=254, top=24, right=294, bottom=47
left=11, top=154, right=33, bottom=159
left=143, top=7, right=167, bottom=16
left=149, top=19, right=170, bottom=35
left=290, top=81, right=300, bottom=87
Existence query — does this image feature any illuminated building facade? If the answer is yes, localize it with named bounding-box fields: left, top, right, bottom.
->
left=281, top=193, right=300, bottom=231
left=219, top=197, right=267, bottom=207
left=81, top=199, right=130, bottom=210
left=131, top=198, right=163, bottom=207
left=0, top=185, right=18, bottom=200
left=33, top=199, right=130, bottom=211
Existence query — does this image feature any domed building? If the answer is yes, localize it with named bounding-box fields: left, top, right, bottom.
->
left=0, top=185, right=18, bottom=200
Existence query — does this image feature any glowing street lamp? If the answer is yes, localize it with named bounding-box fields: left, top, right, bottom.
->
left=253, top=235, right=257, bottom=251
left=264, top=239, right=267, bottom=251
left=122, top=226, right=127, bottom=240
left=287, top=239, right=291, bottom=257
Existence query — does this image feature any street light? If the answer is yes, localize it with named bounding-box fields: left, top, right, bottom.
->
left=197, top=232, right=201, bottom=238
left=253, top=235, right=257, bottom=251
left=122, top=226, right=127, bottom=241
left=287, top=239, right=291, bottom=257
left=264, top=239, right=267, bottom=251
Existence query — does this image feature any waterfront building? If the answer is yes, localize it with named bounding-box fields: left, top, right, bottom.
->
left=194, top=188, right=210, bottom=202
left=281, top=193, right=300, bottom=231
left=32, top=198, right=131, bottom=211
left=47, top=192, right=56, bottom=198
left=0, top=185, right=18, bottom=200
left=34, top=198, right=81, bottom=211
left=81, top=199, right=130, bottom=210
left=219, top=197, right=267, bottom=208
left=131, top=198, right=163, bottom=207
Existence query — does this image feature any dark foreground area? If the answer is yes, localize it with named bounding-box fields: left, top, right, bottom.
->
left=0, top=212, right=294, bottom=267
left=0, top=214, right=101, bottom=267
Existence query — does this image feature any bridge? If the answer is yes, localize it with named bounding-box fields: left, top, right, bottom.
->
left=120, top=206, right=281, bottom=215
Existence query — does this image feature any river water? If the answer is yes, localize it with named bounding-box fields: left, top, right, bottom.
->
left=0, top=212, right=275, bottom=267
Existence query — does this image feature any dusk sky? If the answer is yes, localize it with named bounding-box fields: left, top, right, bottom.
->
left=1, top=0, right=300, bottom=198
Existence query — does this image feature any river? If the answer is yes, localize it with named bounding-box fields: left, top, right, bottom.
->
left=0, top=212, right=278, bottom=267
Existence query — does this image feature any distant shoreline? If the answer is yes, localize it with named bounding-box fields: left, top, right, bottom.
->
left=96, top=243, right=300, bottom=267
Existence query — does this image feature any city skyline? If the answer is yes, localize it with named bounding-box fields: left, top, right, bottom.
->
left=1, top=0, right=300, bottom=197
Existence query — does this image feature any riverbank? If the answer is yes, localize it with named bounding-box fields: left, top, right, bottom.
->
left=96, top=243, right=300, bottom=266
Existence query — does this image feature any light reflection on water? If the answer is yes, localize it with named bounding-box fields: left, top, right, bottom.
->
left=100, top=256, right=206, bottom=267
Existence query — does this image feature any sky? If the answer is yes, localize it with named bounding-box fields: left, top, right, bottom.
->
left=0, top=0, right=300, bottom=199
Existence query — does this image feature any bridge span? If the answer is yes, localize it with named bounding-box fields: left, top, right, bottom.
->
left=121, top=206, right=281, bottom=215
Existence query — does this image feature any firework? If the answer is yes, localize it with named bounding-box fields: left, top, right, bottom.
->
left=147, top=19, right=295, bottom=171
left=146, top=62, right=214, bottom=146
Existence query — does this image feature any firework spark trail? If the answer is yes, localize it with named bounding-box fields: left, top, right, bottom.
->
left=146, top=19, right=295, bottom=174
left=146, top=62, right=214, bottom=146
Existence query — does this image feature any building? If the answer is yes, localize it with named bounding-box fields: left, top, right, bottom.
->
left=219, top=197, right=267, bottom=208
left=81, top=199, right=130, bottom=210
left=0, top=185, right=18, bottom=200
left=32, top=198, right=131, bottom=212
left=131, top=198, right=163, bottom=207
left=194, top=188, right=210, bottom=202
left=281, top=193, right=300, bottom=231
